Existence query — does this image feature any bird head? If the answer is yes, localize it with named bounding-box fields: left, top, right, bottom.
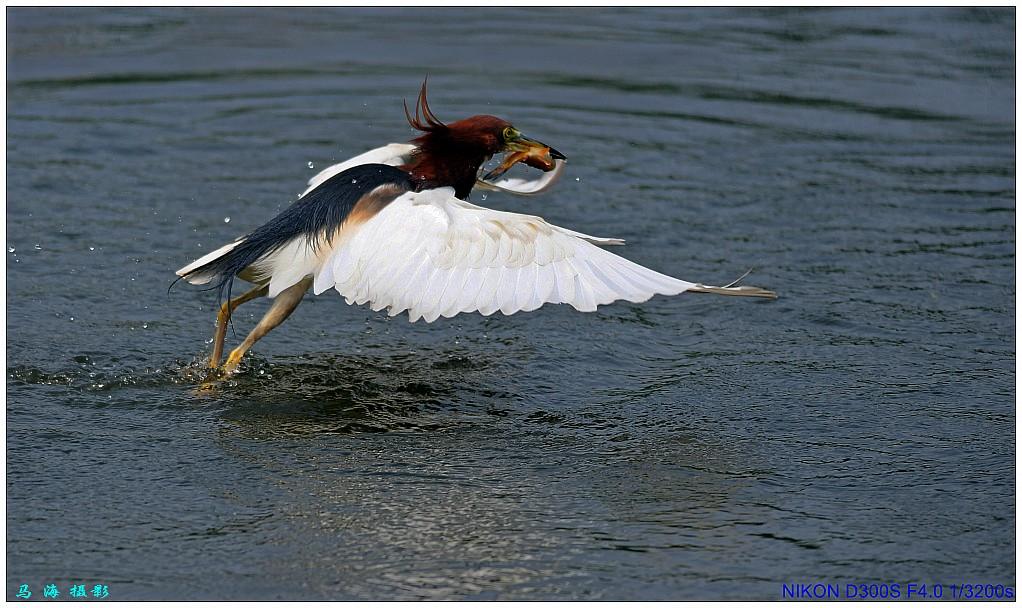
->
left=402, top=80, right=565, bottom=195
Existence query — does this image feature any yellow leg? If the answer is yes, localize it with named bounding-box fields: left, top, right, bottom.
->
left=222, top=277, right=312, bottom=375
left=209, top=283, right=269, bottom=369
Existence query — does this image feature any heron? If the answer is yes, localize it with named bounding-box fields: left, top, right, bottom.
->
left=176, top=81, right=776, bottom=376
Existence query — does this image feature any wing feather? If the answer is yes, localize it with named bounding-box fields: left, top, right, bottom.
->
left=175, top=239, right=244, bottom=283
left=514, top=263, right=537, bottom=312
left=477, top=266, right=504, bottom=316
left=303, top=143, right=415, bottom=197
left=312, top=188, right=773, bottom=322
left=552, top=258, right=576, bottom=305
left=452, top=268, right=483, bottom=316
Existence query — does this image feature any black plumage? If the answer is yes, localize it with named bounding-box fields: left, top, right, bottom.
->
left=178, top=163, right=412, bottom=306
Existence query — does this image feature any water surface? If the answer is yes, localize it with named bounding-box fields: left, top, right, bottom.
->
left=7, top=7, right=1015, bottom=600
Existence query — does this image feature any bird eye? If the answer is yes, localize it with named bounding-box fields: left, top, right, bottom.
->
left=502, top=127, right=518, bottom=141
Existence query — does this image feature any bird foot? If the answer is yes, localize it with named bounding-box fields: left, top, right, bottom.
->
left=221, top=352, right=244, bottom=376
left=191, top=366, right=228, bottom=394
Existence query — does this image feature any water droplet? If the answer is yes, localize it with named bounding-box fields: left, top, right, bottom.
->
left=223, top=216, right=231, bottom=223
left=34, top=244, right=42, bottom=250
left=351, top=179, right=358, bottom=184
left=142, top=323, right=148, bottom=329
left=7, top=246, right=14, bottom=253
left=307, top=161, right=315, bottom=169
left=575, top=177, right=581, bottom=182
left=89, top=246, right=95, bottom=251
left=69, top=316, right=75, bottom=321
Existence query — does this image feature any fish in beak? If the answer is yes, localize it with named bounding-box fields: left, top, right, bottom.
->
left=482, top=134, right=566, bottom=182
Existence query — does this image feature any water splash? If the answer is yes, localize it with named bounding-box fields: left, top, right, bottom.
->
left=8, top=355, right=225, bottom=393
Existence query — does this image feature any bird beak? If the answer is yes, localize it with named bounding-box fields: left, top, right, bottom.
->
left=482, top=134, right=566, bottom=181
left=508, top=135, right=567, bottom=169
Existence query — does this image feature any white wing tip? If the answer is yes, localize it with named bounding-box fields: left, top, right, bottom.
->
left=690, top=283, right=778, bottom=299
left=175, top=240, right=243, bottom=280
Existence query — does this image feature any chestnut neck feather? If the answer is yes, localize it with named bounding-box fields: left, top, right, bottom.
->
left=399, top=136, right=490, bottom=200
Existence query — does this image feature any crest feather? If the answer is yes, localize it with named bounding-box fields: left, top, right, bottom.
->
left=404, top=77, right=447, bottom=133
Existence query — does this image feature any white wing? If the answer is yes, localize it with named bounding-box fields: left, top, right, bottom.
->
left=303, top=143, right=415, bottom=197
left=312, top=188, right=772, bottom=324
left=304, top=143, right=567, bottom=198
left=175, top=239, right=242, bottom=284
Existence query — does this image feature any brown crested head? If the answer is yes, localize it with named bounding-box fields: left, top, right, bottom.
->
left=431, top=114, right=512, bottom=155
left=399, top=80, right=564, bottom=200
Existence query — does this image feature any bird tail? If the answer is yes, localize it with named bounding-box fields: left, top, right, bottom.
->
left=687, top=269, right=777, bottom=299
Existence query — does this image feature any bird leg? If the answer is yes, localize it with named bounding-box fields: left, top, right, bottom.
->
left=209, top=282, right=269, bottom=369
left=221, top=277, right=312, bottom=375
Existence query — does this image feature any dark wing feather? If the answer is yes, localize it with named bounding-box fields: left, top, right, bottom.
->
left=177, top=163, right=412, bottom=307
